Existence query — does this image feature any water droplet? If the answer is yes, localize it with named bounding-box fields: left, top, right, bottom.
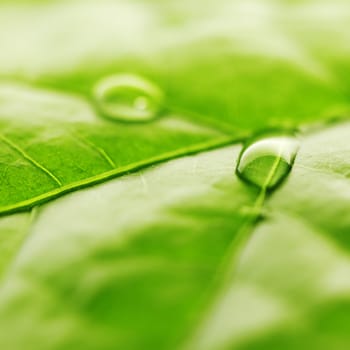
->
left=93, top=74, right=164, bottom=122
left=236, top=134, right=299, bottom=190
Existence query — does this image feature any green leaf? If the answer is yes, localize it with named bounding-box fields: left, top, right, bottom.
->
left=1, top=0, right=350, bottom=132
left=1, top=0, right=350, bottom=213
left=187, top=121, right=350, bottom=350
left=0, top=121, right=350, bottom=349
left=0, top=82, right=234, bottom=214
left=0, top=0, right=350, bottom=349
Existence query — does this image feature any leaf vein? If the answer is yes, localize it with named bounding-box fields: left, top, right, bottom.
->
left=69, top=130, right=116, bottom=168
left=0, top=134, right=62, bottom=187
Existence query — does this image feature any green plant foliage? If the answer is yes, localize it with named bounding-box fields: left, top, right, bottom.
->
left=1, top=122, right=350, bottom=349
left=0, top=82, right=232, bottom=214
left=0, top=0, right=350, bottom=349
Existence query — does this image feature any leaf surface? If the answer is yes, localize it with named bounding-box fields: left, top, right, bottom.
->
left=0, top=82, right=233, bottom=214
left=0, top=122, right=350, bottom=349
left=1, top=0, right=350, bottom=212
left=0, top=1, right=350, bottom=349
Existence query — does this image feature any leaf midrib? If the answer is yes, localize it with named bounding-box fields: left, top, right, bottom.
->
left=0, top=135, right=238, bottom=216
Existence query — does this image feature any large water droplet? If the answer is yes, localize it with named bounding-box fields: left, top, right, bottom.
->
left=236, top=135, right=299, bottom=190
left=93, top=74, right=164, bottom=122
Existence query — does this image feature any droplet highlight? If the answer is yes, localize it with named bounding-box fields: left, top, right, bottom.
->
left=236, top=135, right=299, bottom=190
left=93, top=74, right=164, bottom=122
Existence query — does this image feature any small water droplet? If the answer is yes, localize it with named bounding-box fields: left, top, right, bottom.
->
left=93, top=74, right=164, bottom=122
left=236, top=134, right=299, bottom=190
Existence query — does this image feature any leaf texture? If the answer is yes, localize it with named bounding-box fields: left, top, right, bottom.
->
left=0, top=0, right=350, bottom=349
left=0, top=122, right=349, bottom=349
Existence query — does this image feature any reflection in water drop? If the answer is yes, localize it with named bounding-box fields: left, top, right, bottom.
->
left=93, top=74, right=164, bottom=122
left=236, top=135, right=299, bottom=190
